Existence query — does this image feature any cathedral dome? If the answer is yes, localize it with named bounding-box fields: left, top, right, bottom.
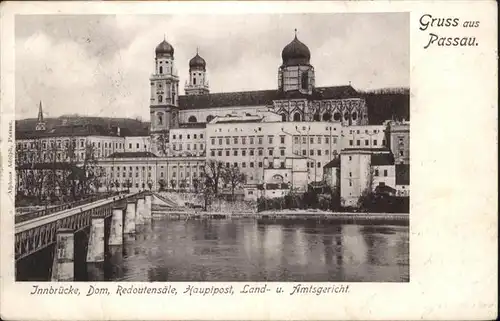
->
left=189, top=53, right=206, bottom=70
left=155, top=39, right=174, bottom=56
left=281, top=33, right=311, bottom=66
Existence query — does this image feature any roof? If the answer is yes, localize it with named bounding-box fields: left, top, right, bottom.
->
left=341, top=148, right=391, bottom=154
left=396, top=164, right=410, bottom=185
left=371, top=153, right=395, bottom=166
left=323, top=158, right=340, bottom=168
left=375, top=183, right=397, bottom=194
left=16, top=124, right=121, bottom=139
left=178, top=85, right=360, bottom=110
left=108, top=152, right=157, bottom=158
left=178, top=122, right=206, bottom=129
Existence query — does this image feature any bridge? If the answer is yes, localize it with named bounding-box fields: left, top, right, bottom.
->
left=15, top=191, right=179, bottom=281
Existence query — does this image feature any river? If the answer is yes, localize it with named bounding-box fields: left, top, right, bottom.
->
left=85, top=218, right=409, bottom=282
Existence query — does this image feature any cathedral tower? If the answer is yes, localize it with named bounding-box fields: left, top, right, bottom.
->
left=278, top=30, right=315, bottom=95
left=150, top=37, right=180, bottom=134
left=184, top=49, right=209, bottom=95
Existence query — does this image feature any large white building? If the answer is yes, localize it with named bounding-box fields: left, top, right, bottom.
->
left=16, top=32, right=408, bottom=206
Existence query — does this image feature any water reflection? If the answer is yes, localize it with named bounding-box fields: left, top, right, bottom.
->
left=94, top=219, right=408, bottom=282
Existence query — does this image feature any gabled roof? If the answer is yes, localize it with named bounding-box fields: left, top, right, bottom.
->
left=323, top=158, right=340, bottom=168
left=108, top=152, right=157, bottom=158
left=396, top=164, right=410, bottom=185
left=371, top=153, right=395, bottom=166
left=178, top=85, right=360, bottom=110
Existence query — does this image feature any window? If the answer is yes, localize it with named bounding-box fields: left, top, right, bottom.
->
left=193, top=144, right=197, bottom=150
left=399, top=150, right=404, bottom=156
left=317, top=137, right=322, bottom=144
left=317, top=150, right=322, bottom=156
left=258, top=149, right=263, bottom=156
left=187, top=134, right=190, bottom=139
left=310, top=137, right=314, bottom=144
left=242, top=150, right=246, bottom=156
left=384, top=170, right=388, bottom=177
left=179, top=135, right=182, bottom=139
left=194, top=134, right=197, bottom=139
left=374, top=169, right=379, bottom=176
left=356, top=140, right=360, bottom=146
left=136, top=143, right=139, bottom=148
left=233, top=162, right=238, bottom=167
left=293, top=113, right=301, bottom=121
left=159, top=66, right=163, bottom=74
left=250, top=137, right=254, bottom=144
left=250, top=149, right=254, bottom=156
left=158, top=95, right=163, bottom=103
left=218, top=150, right=222, bottom=156
left=310, top=149, right=314, bottom=156
left=301, top=72, right=308, bottom=90
left=349, top=181, right=352, bottom=187
left=234, top=150, right=238, bottom=156
left=294, top=136, right=299, bottom=144
left=211, top=138, right=215, bottom=145
left=226, top=162, right=230, bottom=167
left=258, top=162, right=263, bottom=168
left=258, top=137, right=263, bottom=144
left=317, top=162, right=321, bottom=168
left=382, top=139, right=386, bottom=146
left=219, top=138, right=223, bottom=145
left=373, top=139, right=378, bottom=146
left=129, top=143, right=132, bottom=149
left=242, top=162, right=246, bottom=168
left=250, top=162, right=254, bottom=168
left=280, top=149, right=285, bottom=156
left=333, top=137, right=338, bottom=144
left=187, top=144, right=191, bottom=150
left=281, top=114, right=287, bottom=122
left=200, top=134, right=204, bottom=139
left=349, top=172, right=352, bottom=177
left=226, top=150, right=230, bottom=156
left=365, top=140, right=369, bottom=146
left=268, top=149, right=273, bottom=156
left=242, top=137, right=246, bottom=145
left=302, top=137, right=306, bottom=144
left=268, top=136, right=273, bottom=144
left=234, top=137, right=238, bottom=144
left=302, top=150, right=306, bottom=156
left=349, top=156, right=352, bottom=161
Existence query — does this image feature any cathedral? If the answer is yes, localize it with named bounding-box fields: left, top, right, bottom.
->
left=149, top=31, right=368, bottom=141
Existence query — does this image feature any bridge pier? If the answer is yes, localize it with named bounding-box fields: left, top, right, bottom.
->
left=124, top=199, right=136, bottom=234
left=51, top=228, right=74, bottom=281
left=109, top=207, right=124, bottom=246
left=136, top=196, right=146, bottom=225
left=86, top=217, right=105, bottom=263
left=144, top=194, right=152, bottom=219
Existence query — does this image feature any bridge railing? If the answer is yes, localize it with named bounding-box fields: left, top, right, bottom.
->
left=15, top=191, right=126, bottom=224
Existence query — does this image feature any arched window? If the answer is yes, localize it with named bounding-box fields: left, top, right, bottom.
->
left=159, top=66, right=163, bottom=74
left=281, top=113, right=287, bottom=122
left=158, top=95, right=163, bottom=103
left=157, top=113, right=163, bottom=125
left=344, top=112, right=350, bottom=120
left=313, top=113, right=320, bottom=121
left=333, top=112, right=341, bottom=121
left=301, top=72, right=308, bottom=90
left=193, top=78, right=197, bottom=85
left=188, top=115, right=197, bottom=123
left=323, top=112, right=332, bottom=121
left=206, top=115, right=215, bottom=122
left=352, top=112, right=357, bottom=120
left=293, top=112, right=301, bottom=121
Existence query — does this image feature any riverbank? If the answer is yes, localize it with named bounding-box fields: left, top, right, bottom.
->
left=152, top=209, right=409, bottom=225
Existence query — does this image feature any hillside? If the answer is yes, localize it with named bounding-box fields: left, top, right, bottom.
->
left=15, top=89, right=410, bottom=132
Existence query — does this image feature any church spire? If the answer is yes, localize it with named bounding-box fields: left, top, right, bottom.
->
left=35, top=101, right=46, bottom=131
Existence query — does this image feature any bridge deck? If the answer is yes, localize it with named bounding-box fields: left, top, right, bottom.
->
left=15, top=193, right=138, bottom=234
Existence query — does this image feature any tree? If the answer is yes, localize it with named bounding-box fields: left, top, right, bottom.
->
left=192, top=178, right=200, bottom=193
left=221, top=166, right=246, bottom=201
left=199, top=171, right=214, bottom=211
left=204, top=160, right=224, bottom=196
left=79, top=142, right=98, bottom=195
left=155, top=133, right=169, bottom=156
left=357, top=168, right=375, bottom=211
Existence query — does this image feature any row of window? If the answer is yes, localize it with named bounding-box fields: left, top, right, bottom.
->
left=348, top=139, right=385, bottom=146
left=18, top=140, right=123, bottom=150
left=171, top=133, right=204, bottom=140
left=210, top=135, right=286, bottom=146
left=171, top=143, right=204, bottom=151
left=293, top=136, right=338, bottom=145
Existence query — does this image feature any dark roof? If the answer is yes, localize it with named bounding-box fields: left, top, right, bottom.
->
left=375, top=183, right=397, bottom=194
left=16, top=162, right=80, bottom=170
left=324, top=158, right=340, bottom=168
left=396, top=164, right=410, bottom=185
left=178, top=85, right=359, bottom=110
left=108, top=152, right=157, bottom=158
left=16, top=124, right=121, bottom=139
left=179, top=122, right=206, bottom=129
left=341, top=147, right=391, bottom=153
left=214, top=118, right=262, bottom=124
left=371, top=153, right=395, bottom=166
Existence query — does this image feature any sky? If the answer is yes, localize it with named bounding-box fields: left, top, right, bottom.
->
left=15, top=13, right=409, bottom=120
